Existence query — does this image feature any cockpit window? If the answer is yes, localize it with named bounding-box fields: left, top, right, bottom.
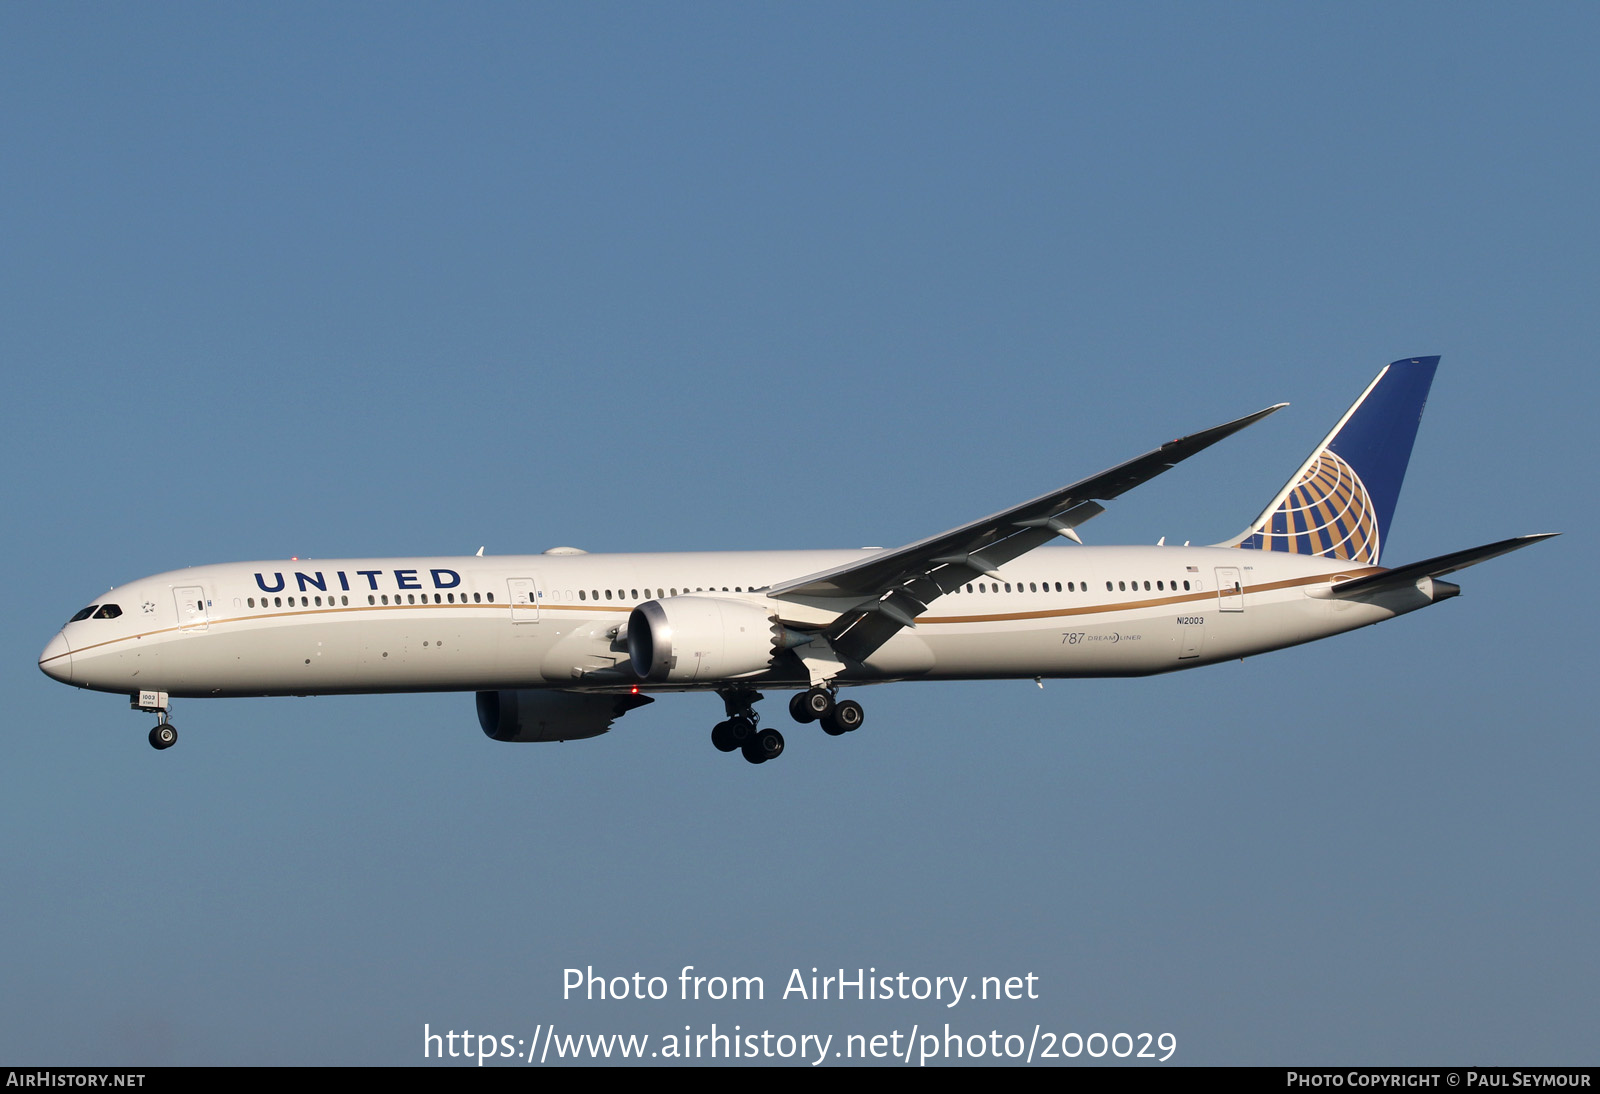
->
left=69, top=605, right=98, bottom=623
left=93, top=604, right=122, bottom=619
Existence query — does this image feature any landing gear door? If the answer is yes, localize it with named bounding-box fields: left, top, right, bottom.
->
left=1215, top=567, right=1244, bottom=612
left=1177, top=618, right=1205, bottom=659
left=175, top=586, right=209, bottom=631
left=507, top=577, right=541, bottom=623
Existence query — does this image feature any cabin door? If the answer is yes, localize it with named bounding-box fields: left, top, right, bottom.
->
left=174, top=586, right=209, bottom=631
left=507, top=577, right=542, bottom=623
left=1214, top=568, right=1244, bottom=612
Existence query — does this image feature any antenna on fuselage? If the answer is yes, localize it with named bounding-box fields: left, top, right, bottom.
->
left=476, top=546, right=485, bottom=556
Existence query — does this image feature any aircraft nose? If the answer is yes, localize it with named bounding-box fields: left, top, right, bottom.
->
left=39, top=631, right=72, bottom=683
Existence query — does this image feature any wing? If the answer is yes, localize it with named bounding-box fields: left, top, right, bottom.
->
left=767, top=402, right=1287, bottom=662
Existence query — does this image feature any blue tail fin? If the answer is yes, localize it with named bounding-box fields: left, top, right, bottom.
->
left=1222, top=356, right=1439, bottom=565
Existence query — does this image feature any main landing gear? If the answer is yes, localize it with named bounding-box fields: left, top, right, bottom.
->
left=711, top=686, right=867, bottom=765
left=788, top=686, right=864, bottom=737
left=712, top=688, right=784, bottom=765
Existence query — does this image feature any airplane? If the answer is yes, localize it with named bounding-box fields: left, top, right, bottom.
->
left=38, top=356, right=1553, bottom=764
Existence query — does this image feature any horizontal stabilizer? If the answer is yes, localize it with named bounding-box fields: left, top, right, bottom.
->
left=1330, top=533, right=1558, bottom=598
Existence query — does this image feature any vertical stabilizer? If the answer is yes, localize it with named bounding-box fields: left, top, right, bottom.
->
left=1221, top=356, right=1439, bottom=565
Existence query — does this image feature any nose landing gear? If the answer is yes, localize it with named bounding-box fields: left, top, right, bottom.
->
left=134, top=691, right=177, bottom=750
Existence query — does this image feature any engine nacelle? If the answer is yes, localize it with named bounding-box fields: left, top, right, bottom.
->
left=477, top=689, right=650, bottom=742
left=627, top=597, right=783, bottom=683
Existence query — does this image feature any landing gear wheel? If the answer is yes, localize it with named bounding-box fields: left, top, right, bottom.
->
left=711, top=718, right=754, bottom=753
left=741, top=727, right=784, bottom=764
left=795, top=687, right=833, bottom=723
left=821, top=699, right=864, bottom=736
left=149, top=724, right=177, bottom=750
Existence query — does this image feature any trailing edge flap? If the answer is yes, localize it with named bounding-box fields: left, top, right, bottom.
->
left=1330, top=534, right=1558, bottom=598
left=766, top=402, right=1287, bottom=663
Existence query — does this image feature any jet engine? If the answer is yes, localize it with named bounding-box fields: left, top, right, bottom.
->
left=627, top=597, right=785, bottom=683
left=477, top=689, right=652, bottom=742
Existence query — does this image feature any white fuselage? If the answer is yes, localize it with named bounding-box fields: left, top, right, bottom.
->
left=38, top=545, right=1425, bottom=700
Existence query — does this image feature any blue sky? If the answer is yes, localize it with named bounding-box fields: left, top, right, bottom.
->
left=2, top=3, right=1593, bottom=1065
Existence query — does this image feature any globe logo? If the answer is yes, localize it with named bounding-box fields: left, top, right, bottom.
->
left=1252, top=449, right=1379, bottom=563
